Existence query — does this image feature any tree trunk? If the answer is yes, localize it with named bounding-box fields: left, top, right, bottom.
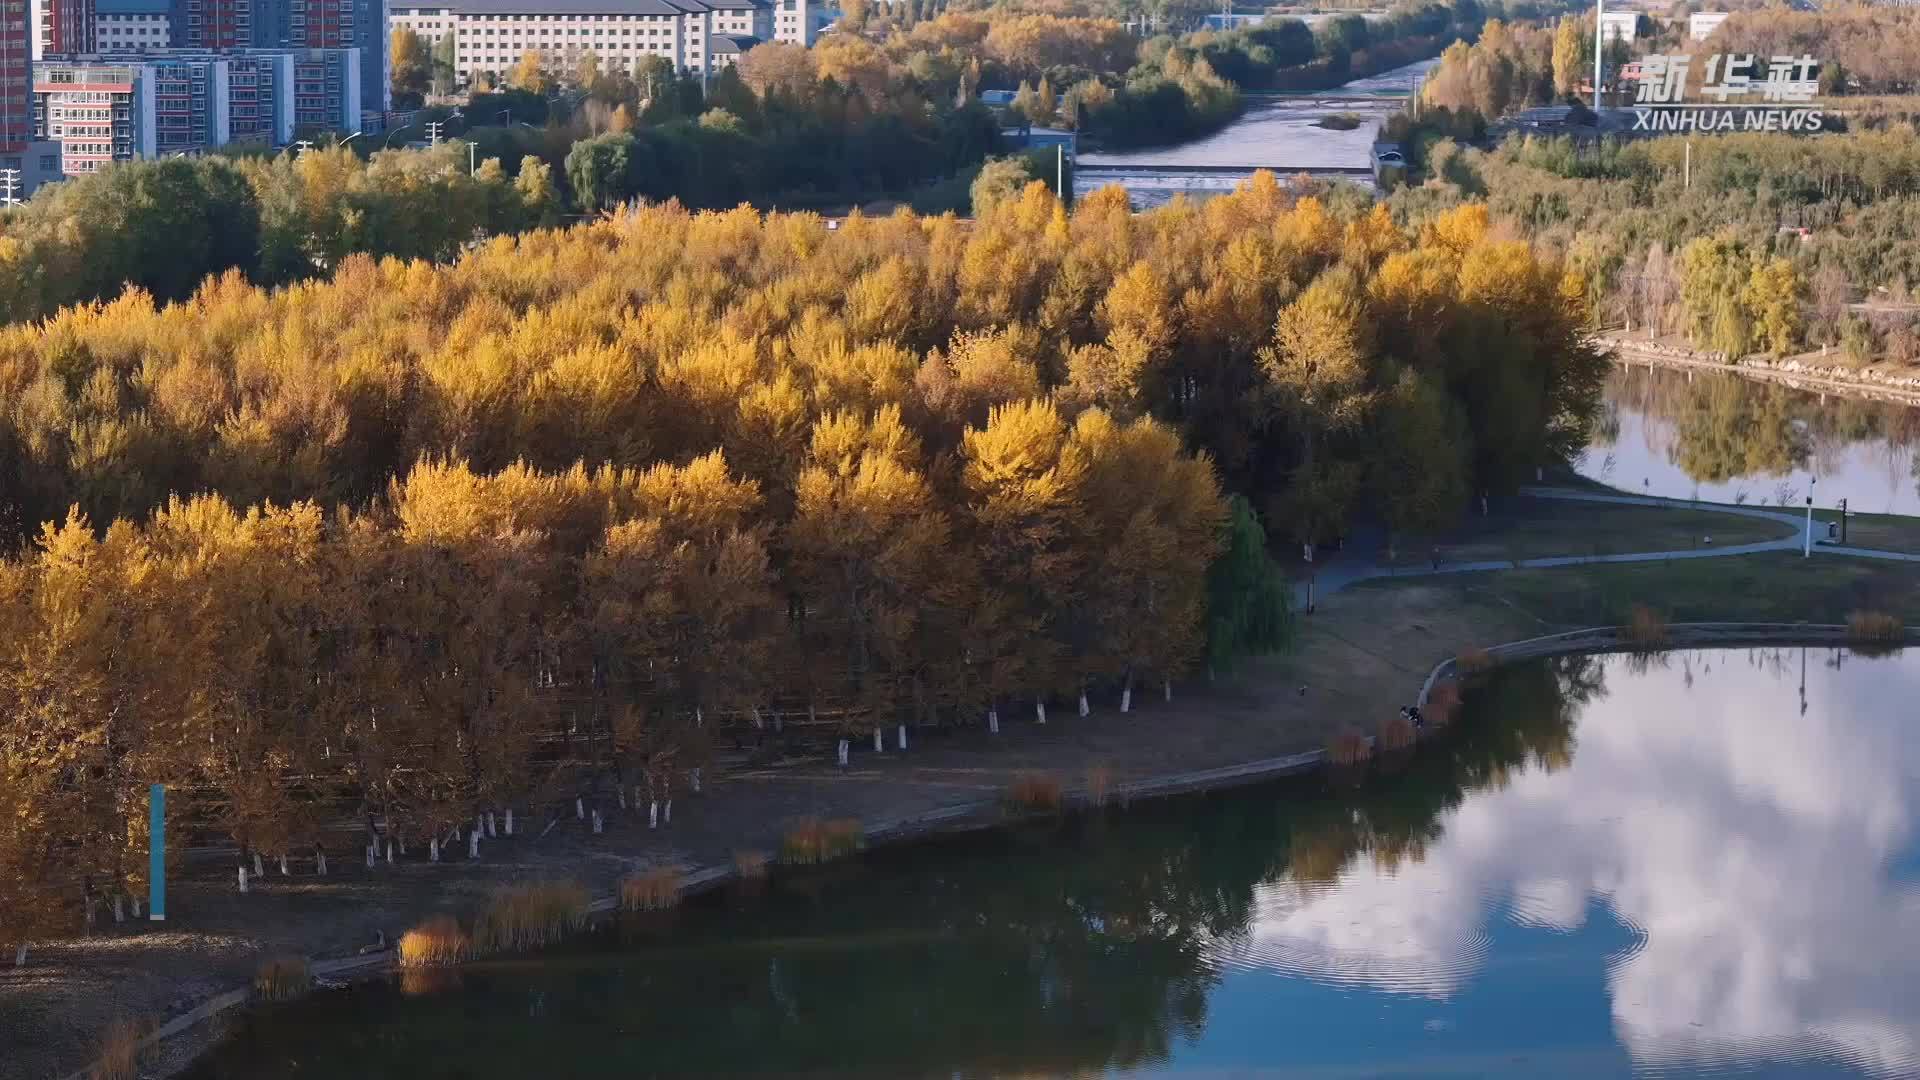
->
left=988, top=707, right=999, bottom=735
left=386, top=842, right=394, bottom=865
left=365, top=843, right=376, bottom=868
left=505, top=809, right=515, bottom=835
left=690, top=767, right=702, bottom=793
left=663, top=800, right=672, bottom=824
left=238, top=867, right=250, bottom=894
left=872, top=727, right=883, bottom=753
left=591, top=810, right=603, bottom=835
left=649, top=801, right=659, bottom=829
left=1078, top=691, right=1089, bottom=717
left=252, top=852, right=264, bottom=879
left=112, top=895, right=124, bottom=923
left=1121, top=685, right=1132, bottom=713
left=1035, top=701, right=1047, bottom=724
left=618, top=788, right=628, bottom=810
left=315, top=847, right=328, bottom=876
left=837, top=739, right=849, bottom=766
left=13, top=944, right=24, bottom=967
left=469, top=831, right=482, bottom=858
left=696, top=707, right=704, bottom=728
left=280, top=853, right=290, bottom=876
left=430, top=838, right=440, bottom=863
left=486, top=812, right=497, bottom=838
left=1164, top=678, right=1172, bottom=702
left=575, top=797, right=585, bottom=820
left=896, top=724, right=907, bottom=751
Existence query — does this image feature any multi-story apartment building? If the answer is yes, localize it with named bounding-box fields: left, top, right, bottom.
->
left=3, top=0, right=66, bottom=200
left=32, top=45, right=353, bottom=174
left=390, top=0, right=771, bottom=85
left=29, top=0, right=94, bottom=57
left=769, top=0, right=809, bottom=47
left=95, top=0, right=172, bottom=49
left=168, top=0, right=384, bottom=119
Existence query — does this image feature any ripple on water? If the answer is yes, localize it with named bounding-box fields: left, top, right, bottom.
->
left=1628, top=1026, right=1920, bottom=1080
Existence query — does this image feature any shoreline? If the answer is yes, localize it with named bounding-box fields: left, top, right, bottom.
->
left=1604, top=335, right=1920, bottom=409
left=118, top=620, right=1915, bottom=1080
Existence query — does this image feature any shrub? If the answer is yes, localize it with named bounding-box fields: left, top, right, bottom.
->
left=253, top=954, right=311, bottom=1002
left=620, top=866, right=684, bottom=912
left=93, top=1016, right=146, bottom=1080
left=1847, top=610, right=1904, bottom=643
left=1625, top=604, right=1668, bottom=648
left=473, top=881, right=590, bottom=954
left=1084, top=763, right=1114, bottom=808
left=781, top=818, right=863, bottom=864
left=1455, top=646, right=1494, bottom=674
left=1378, top=714, right=1417, bottom=752
left=1327, top=728, right=1372, bottom=765
left=1004, top=771, right=1065, bottom=815
left=398, top=915, right=470, bottom=969
left=1424, top=681, right=1461, bottom=727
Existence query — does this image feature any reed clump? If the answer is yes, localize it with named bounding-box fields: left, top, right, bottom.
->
left=1084, top=763, right=1113, bottom=808
left=92, top=1016, right=146, bottom=1080
left=472, top=881, right=589, bottom=955
left=397, top=915, right=470, bottom=969
left=1847, top=610, right=1904, bottom=643
left=1004, top=771, right=1064, bottom=815
left=253, top=954, right=311, bottom=1002
left=781, top=817, right=864, bottom=864
left=1455, top=646, right=1494, bottom=674
left=1424, top=682, right=1461, bottom=727
left=1378, top=714, right=1417, bottom=752
left=1624, top=604, right=1668, bottom=648
left=1327, top=728, right=1372, bottom=765
left=620, top=866, right=684, bottom=912
left=733, top=849, right=769, bottom=880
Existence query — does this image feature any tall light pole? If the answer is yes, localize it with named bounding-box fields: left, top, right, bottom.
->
left=1593, top=0, right=1604, bottom=112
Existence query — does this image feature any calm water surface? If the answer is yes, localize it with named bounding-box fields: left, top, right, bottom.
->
left=1579, top=365, right=1920, bottom=516
left=191, top=648, right=1920, bottom=1078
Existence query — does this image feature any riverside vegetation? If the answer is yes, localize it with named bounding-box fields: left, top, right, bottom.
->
left=0, top=177, right=1603, bottom=965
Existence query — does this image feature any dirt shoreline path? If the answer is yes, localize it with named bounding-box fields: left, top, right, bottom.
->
left=11, top=496, right=1919, bottom=1080
left=1604, top=334, right=1920, bottom=409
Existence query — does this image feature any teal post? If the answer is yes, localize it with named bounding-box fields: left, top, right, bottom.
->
left=149, top=784, right=165, bottom=922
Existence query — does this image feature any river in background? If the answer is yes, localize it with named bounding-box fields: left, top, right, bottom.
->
left=188, top=648, right=1920, bottom=1078
left=1072, top=58, right=1434, bottom=208
left=1579, top=364, right=1920, bottom=516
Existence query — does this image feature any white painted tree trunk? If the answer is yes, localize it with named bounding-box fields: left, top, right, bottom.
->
left=988, top=708, right=999, bottom=734
left=690, top=768, right=702, bottom=793
left=505, top=809, right=515, bottom=835
left=1078, top=691, right=1089, bottom=717
left=873, top=727, right=883, bottom=753
left=280, top=853, right=290, bottom=876
left=897, top=724, right=907, bottom=751
left=575, top=797, right=585, bottom=821
left=649, top=802, right=659, bottom=829
left=618, top=789, right=628, bottom=810
left=365, top=844, right=375, bottom=868
left=475, top=814, right=484, bottom=837
left=131, top=896, right=142, bottom=918
left=1164, top=678, right=1172, bottom=702
left=486, top=812, right=497, bottom=838
left=253, top=852, right=265, bottom=879
left=1120, top=686, right=1132, bottom=713
left=1036, top=702, right=1048, bottom=724
left=591, top=810, right=603, bottom=835
left=430, top=838, right=440, bottom=863
left=696, top=707, right=704, bottom=728
left=838, top=739, right=849, bottom=766
left=112, top=896, right=124, bottom=923
left=663, top=800, right=672, bottom=824
left=385, top=842, right=394, bottom=865
left=316, top=851, right=328, bottom=876
left=752, top=706, right=763, bottom=729
left=468, top=831, right=481, bottom=859
left=13, top=944, right=24, bottom=967
left=238, top=867, right=250, bottom=894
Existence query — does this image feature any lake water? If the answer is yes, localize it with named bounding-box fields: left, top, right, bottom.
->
left=1579, top=365, right=1920, bottom=517
left=1073, top=58, right=1435, bottom=208
left=187, top=648, right=1920, bottom=1078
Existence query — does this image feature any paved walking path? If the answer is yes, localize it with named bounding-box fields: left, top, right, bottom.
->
left=1298, top=487, right=1920, bottom=604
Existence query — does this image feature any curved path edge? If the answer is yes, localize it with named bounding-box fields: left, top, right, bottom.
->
left=111, top=623, right=1918, bottom=1080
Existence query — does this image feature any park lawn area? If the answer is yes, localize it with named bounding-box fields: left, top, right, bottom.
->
left=1821, top=510, right=1920, bottom=555
left=1377, top=497, right=1794, bottom=568
left=1346, top=550, right=1920, bottom=634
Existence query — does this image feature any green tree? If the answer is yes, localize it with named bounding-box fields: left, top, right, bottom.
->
left=1203, top=496, right=1291, bottom=675
left=392, top=28, right=431, bottom=103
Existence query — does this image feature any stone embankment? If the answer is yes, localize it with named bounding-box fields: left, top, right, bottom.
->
left=1604, top=335, right=1920, bottom=408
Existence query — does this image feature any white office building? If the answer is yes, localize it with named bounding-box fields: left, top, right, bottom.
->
left=390, top=0, right=774, bottom=84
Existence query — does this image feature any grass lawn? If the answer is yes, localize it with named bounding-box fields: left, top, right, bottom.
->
left=1379, top=499, right=1794, bottom=567
left=1345, top=551, right=1920, bottom=633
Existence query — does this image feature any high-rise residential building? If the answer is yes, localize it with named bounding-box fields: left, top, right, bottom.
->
left=30, top=0, right=95, bottom=57
left=33, top=45, right=355, bottom=173
left=769, top=0, right=810, bottom=47
left=95, top=0, right=173, bottom=49
left=168, top=0, right=384, bottom=120
left=389, top=0, right=769, bottom=85
left=2, top=0, right=33, bottom=149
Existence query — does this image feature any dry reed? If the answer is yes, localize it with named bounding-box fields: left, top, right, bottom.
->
left=1326, top=728, right=1372, bottom=766
left=1084, top=763, right=1113, bottom=808
left=473, top=881, right=590, bottom=954
left=1455, top=646, right=1494, bottom=674
left=733, top=849, right=769, bottom=880
left=1378, top=714, right=1417, bottom=752
left=1625, top=604, right=1668, bottom=648
left=92, top=1016, right=145, bottom=1080
left=397, top=915, right=470, bottom=969
left=620, top=866, right=684, bottom=911
left=1847, top=610, right=1904, bottom=643
left=1004, top=771, right=1064, bottom=814
left=781, top=817, right=864, bottom=864
left=1424, top=681, right=1461, bottom=727
left=253, top=954, right=311, bottom=1002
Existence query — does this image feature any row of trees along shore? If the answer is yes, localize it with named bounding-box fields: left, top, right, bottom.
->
left=0, top=177, right=1604, bottom=947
